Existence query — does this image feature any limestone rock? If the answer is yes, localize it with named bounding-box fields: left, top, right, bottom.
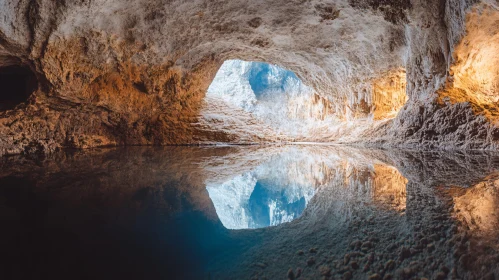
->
left=1, top=0, right=498, bottom=154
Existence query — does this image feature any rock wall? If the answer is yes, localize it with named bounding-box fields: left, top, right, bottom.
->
left=381, top=0, right=499, bottom=150
left=1, top=0, right=499, bottom=154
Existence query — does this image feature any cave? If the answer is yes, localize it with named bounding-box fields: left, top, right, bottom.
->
left=1, top=1, right=494, bottom=151
left=1, top=1, right=499, bottom=279
left=0, top=65, right=38, bottom=111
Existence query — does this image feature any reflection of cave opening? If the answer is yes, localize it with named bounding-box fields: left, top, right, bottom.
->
left=248, top=181, right=307, bottom=229
left=206, top=172, right=315, bottom=230
left=0, top=65, right=38, bottom=111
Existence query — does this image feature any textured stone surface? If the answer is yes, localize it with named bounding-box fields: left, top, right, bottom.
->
left=1, top=0, right=499, bottom=154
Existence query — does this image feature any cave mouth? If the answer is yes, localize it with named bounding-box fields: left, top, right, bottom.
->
left=206, top=59, right=312, bottom=109
left=0, top=65, right=38, bottom=111
left=201, top=59, right=335, bottom=141
left=200, top=60, right=408, bottom=143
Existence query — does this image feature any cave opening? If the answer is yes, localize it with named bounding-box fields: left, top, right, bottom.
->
left=0, top=65, right=38, bottom=111
left=201, top=59, right=335, bottom=141
left=201, top=60, right=407, bottom=143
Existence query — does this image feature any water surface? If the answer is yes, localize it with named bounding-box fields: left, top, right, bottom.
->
left=1, top=146, right=498, bottom=279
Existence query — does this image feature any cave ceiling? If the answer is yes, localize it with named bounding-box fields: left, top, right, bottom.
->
left=1, top=0, right=499, bottom=155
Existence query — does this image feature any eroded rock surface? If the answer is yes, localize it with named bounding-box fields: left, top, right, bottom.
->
left=1, top=0, right=499, bottom=154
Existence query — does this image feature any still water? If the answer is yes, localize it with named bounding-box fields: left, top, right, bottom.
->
left=0, top=145, right=498, bottom=280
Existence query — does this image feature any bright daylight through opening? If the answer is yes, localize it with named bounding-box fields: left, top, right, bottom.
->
left=196, top=60, right=407, bottom=143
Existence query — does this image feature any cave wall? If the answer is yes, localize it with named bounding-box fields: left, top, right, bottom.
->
left=0, top=0, right=498, bottom=155
left=384, top=0, right=499, bottom=150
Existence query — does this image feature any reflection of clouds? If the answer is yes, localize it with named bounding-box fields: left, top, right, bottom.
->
left=206, top=156, right=317, bottom=230
left=206, top=173, right=257, bottom=230
left=206, top=146, right=409, bottom=229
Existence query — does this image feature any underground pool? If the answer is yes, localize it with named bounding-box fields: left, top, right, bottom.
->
left=2, top=1, right=499, bottom=279
left=1, top=145, right=498, bottom=279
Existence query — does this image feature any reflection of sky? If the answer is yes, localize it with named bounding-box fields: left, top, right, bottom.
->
left=206, top=170, right=315, bottom=230
left=248, top=182, right=307, bottom=229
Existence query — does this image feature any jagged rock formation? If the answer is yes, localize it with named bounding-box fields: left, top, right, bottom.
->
left=1, top=0, right=499, bottom=155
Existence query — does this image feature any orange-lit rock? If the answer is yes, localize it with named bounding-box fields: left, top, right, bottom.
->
left=371, top=164, right=407, bottom=210
left=372, top=69, right=407, bottom=120
left=451, top=174, right=499, bottom=234
left=1, top=0, right=499, bottom=154
left=440, top=4, right=499, bottom=119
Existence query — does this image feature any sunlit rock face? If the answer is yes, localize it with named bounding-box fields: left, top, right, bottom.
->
left=385, top=0, right=499, bottom=150
left=1, top=0, right=499, bottom=153
left=445, top=4, right=499, bottom=114
left=372, top=69, right=407, bottom=120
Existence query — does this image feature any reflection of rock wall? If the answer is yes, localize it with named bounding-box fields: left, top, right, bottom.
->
left=385, top=150, right=499, bottom=187
left=213, top=147, right=499, bottom=280
left=209, top=147, right=409, bottom=279
left=371, top=164, right=408, bottom=210
left=448, top=174, right=499, bottom=278
left=452, top=174, right=499, bottom=234
left=0, top=147, right=217, bottom=221
left=297, top=155, right=408, bottom=222
left=2, top=145, right=499, bottom=279
left=0, top=146, right=278, bottom=222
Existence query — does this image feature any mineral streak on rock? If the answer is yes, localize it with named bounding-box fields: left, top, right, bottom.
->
left=1, top=0, right=499, bottom=155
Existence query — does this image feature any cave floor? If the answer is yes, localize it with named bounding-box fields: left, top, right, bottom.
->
left=0, top=145, right=498, bottom=280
